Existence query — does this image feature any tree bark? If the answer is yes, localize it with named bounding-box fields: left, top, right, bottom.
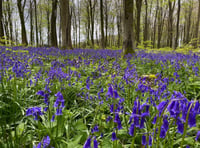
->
left=100, top=0, right=105, bottom=49
left=51, top=0, right=58, bottom=47
left=33, top=0, right=38, bottom=46
left=6, top=0, right=13, bottom=43
left=167, top=0, right=175, bottom=48
left=175, top=0, right=181, bottom=49
left=143, top=0, right=148, bottom=47
left=135, top=0, right=142, bottom=45
left=122, top=0, right=135, bottom=56
left=153, top=0, right=158, bottom=48
left=0, top=0, right=4, bottom=41
left=30, top=0, right=34, bottom=45
left=194, top=0, right=200, bottom=48
left=17, top=0, right=28, bottom=45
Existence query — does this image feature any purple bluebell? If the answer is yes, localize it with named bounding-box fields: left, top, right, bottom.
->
left=157, top=101, right=168, bottom=116
left=83, top=137, right=91, bottom=148
left=93, top=137, right=98, bottom=148
left=149, top=135, right=152, bottom=146
left=43, top=136, right=50, bottom=148
left=129, top=123, right=135, bottom=136
left=160, top=127, right=166, bottom=138
left=26, top=107, right=43, bottom=120
left=195, top=131, right=200, bottom=141
left=142, top=135, right=146, bottom=145
left=111, top=132, right=117, bottom=141
left=91, top=125, right=99, bottom=133
left=114, top=113, right=122, bottom=130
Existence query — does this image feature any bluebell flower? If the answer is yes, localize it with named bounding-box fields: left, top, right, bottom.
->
left=152, top=116, right=157, bottom=124
left=129, top=123, right=134, bottom=136
left=26, top=107, right=43, bottom=120
left=162, top=115, right=169, bottom=132
left=157, top=101, right=168, bottom=116
left=142, top=135, right=146, bottom=145
left=160, top=127, right=166, bottom=138
left=91, top=125, right=99, bottom=133
left=106, top=116, right=112, bottom=122
left=93, top=137, right=98, bottom=148
left=111, top=132, right=117, bottom=141
left=195, top=131, right=200, bottom=141
left=149, top=135, right=152, bottom=146
left=114, top=113, right=122, bottom=130
left=83, top=137, right=91, bottom=148
left=43, top=136, right=50, bottom=148
left=106, top=84, right=119, bottom=99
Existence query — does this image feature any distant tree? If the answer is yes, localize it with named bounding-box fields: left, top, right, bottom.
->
left=0, top=0, right=4, bottom=42
left=194, top=0, right=200, bottom=48
left=175, top=0, right=181, bottom=49
left=122, top=0, right=135, bottom=56
left=33, top=0, right=38, bottom=46
left=135, top=0, right=142, bottom=45
left=6, top=0, right=13, bottom=43
left=51, top=0, right=58, bottom=47
left=17, top=0, right=28, bottom=45
left=29, top=0, right=34, bottom=45
left=100, top=0, right=104, bottom=49
left=143, top=0, right=148, bottom=47
left=60, top=0, right=72, bottom=49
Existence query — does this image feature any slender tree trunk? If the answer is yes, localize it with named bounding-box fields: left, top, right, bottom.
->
left=30, top=0, right=34, bottom=45
left=46, top=1, right=50, bottom=46
left=89, top=0, right=96, bottom=48
left=100, top=0, right=104, bottom=49
left=122, top=0, right=135, bottom=56
left=6, top=0, right=13, bottom=43
left=33, top=0, right=38, bottom=46
left=185, top=1, right=193, bottom=44
left=105, top=0, right=108, bottom=47
left=143, top=0, right=148, bottom=47
left=135, top=0, right=142, bottom=45
left=167, top=0, right=175, bottom=48
left=78, top=0, right=80, bottom=48
left=0, top=0, right=4, bottom=41
left=39, top=8, right=43, bottom=46
left=51, top=0, right=58, bottom=47
left=175, top=0, right=181, bottom=49
left=17, top=0, right=28, bottom=45
left=153, top=0, right=158, bottom=48
left=194, top=0, right=200, bottom=48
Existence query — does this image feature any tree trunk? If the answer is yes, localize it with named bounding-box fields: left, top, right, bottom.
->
left=122, top=0, right=135, bottom=56
left=105, top=0, right=108, bottom=47
left=143, top=0, right=148, bottom=47
left=46, top=1, right=50, bottom=46
left=153, top=0, right=158, bottom=48
left=17, top=0, right=28, bottom=45
left=0, top=0, right=4, bottom=41
left=194, top=0, right=200, bottom=48
left=51, top=0, right=58, bottom=47
left=33, top=0, right=38, bottom=46
left=167, top=0, right=175, bottom=48
left=100, top=0, right=105, bottom=49
left=30, top=0, right=34, bottom=45
left=175, top=0, right=181, bottom=49
left=89, top=0, right=96, bottom=48
left=6, top=0, right=13, bottom=43
left=135, top=0, right=142, bottom=45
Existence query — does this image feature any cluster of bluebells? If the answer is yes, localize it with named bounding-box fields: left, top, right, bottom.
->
left=33, top=136, right=53, bottom=148
left=51, top=91, right=65, bottom=121
left=26, top=107, right=43, bottom=120
left=37, top=90, right=50, bottom=112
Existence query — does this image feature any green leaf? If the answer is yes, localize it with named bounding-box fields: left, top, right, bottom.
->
left=67, top=135, right=83, bottom=147
left=16, top=122, right=25, bottom=136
